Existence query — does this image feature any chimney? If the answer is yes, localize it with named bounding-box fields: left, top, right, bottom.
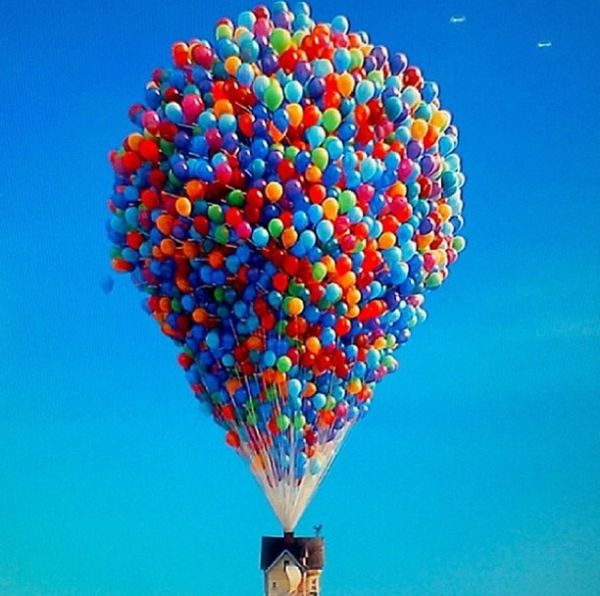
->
left=283, top=531, right=294, bottom=545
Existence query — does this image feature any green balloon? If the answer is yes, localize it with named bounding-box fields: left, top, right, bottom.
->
left=425, top=272, right=443, bottom=289
left=349, top=48, right=364, bottom=69
left=227, top=189, right=245, bottom=206
left=312, top=262, right=327, bottom=282
left=277, top=355, right=292, bottom=373
left=312, top=147, right=329, bottom=171
left=167, top=170, right=182, bottom=187
left=264, top=84, right=284, bottom=111
left=246, top=410, right=258, bottom=426
left=270, top=28, right=292, bottom=54
left=293, top=413, right=306, bottom=430
left=382, top=355, right=397, bottom=370
left=214, top=224, right=229, bottom=244
left=288, top=279, right=302, bottom=296
left=277, top=414, right=291, bottom=432
left=159, top=139, right=175, bottom=157
left=216, top=23, right=233, bottom=40
left=268, top=218, right=284, bottom=237
left=285, top=146, right=300, bottom=160
left=339, top=190, right=357, bottom=214
left=322, top=108, right=342, bottom=132
left=367, top=70, right=384, bottom=86
left=171, top=298, right=182, bottom=313
left=208, top=204, right=224, bottom=223
left=452, top=236, right=466, bottom=252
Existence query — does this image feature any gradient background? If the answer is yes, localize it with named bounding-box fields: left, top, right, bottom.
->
left=1, top=1, right=599, bottom=594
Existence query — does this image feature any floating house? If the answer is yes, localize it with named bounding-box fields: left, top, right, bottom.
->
left=261, top=532, right=324, bottom=596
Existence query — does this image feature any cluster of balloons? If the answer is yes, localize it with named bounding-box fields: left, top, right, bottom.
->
left=107, top=1, right=465, bottom=504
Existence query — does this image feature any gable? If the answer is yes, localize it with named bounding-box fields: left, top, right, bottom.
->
left=266, top=549, right=304, bottom=575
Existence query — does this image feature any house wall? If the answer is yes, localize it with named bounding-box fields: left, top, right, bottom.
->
left=265, top=556, right=294, bottom=596
left=265, top=561, right=321, bottom=596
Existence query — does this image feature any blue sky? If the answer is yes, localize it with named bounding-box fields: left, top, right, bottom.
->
left=1, top=1, right=599, bottom=594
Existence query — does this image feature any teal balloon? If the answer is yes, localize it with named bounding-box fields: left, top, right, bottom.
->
left=333, top=48, right=351, bottom=72
left=306, top=125, right=326, bottom=148
left=360, top=157, right=378, bottom=181
left=237, top=63, right=255, bottom=86
left=385, top=97, right=403, bottom=121
left=285, top=80, right=303, bottom=103
left=355, top=80, right=375, bottom=104
left=316, top=220, right=334, bottom=242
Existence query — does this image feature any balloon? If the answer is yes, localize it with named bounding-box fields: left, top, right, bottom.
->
left=107, top=1, right=467, bottom=533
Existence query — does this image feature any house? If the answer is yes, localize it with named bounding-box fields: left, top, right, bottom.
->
left=260, top=532, right=324, bottom=596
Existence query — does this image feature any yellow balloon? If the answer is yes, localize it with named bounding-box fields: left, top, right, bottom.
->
left=346, top=304, right=360, bottom=319
left=286, top=103, right=303, bottom=127
left=287, top=297, right=304, bottom=316
left=306, top=337, right=321, bottom=354
left=346, top=287, right=361, bottom=305
left=431, top=109, right=451, bottom=131
left=378, top=231, right=396, bottom=250
left=438, top=203, right=453, bottom=222
left=347, top=379, right=362, bottom=394
left=374, top=337, right=387, bottom=350
left=322, top=197, right=339, bottom=220
left=411, top=119, right=428, bottom=141
left=337, top=73, right=355, bottom=97
left=224, top=56, right=242, bottom=77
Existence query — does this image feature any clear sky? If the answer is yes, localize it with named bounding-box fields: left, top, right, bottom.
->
left=1, top=1, right=599, bottom=594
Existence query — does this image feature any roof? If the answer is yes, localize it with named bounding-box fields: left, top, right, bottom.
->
left=260, top=535, right=324, bottom=571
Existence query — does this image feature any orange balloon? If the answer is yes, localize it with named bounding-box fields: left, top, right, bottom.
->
left=182, top=241, right=198, bottom=259
left=175, top=197, right=192, bottom=217
left=156, top=214, right=174, bottom=235
left=303, top=382, right=317, bottom=397
left=207, top=252, right=225, bottom=268
left=346, top=287, right=361, bottom=305
left=306, top=336, right=321, bottom=354
left=286, top=103, right=303, bottom=128
left=337, top=73, right=355, bottom=97
left=186, top=179, right=205, bottom=200
left=265, top=181, right=283, bottom=202
left=213, top=99, right=234, bottom=117
left=305, top=165, right=322, bottom=183
left=281, top=227, right=298, bottom=248
left=192, top=308, right=207, bottom=324
left=246, top=335, right=263, bottom=351
left=378, top=231, right=396, bottom=249
left=160, top=238, right=176, bottom=256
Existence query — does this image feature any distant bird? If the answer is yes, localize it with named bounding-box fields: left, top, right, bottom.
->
left=313, top=524, right=323, bottom=537
left=537, top=41, right=552, bottom=48
left=450, top=15, right=467, bottom=24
